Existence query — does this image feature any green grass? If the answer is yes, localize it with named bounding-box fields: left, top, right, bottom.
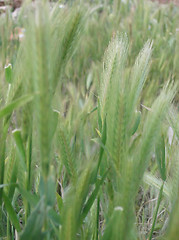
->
left=0, top=0, right=178, bottom=239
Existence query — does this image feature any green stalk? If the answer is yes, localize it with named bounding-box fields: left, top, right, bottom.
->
left=113, top=0, right=121, bottom=14
left=96, top=196, right=100, bottom=240
left=24, top=127, right=33, bottom=223
left=0, top=121, right=8, bottom=205
left=148, top=182, right=164, bottom=240
left=0, top=121, right=9, bottom=236
left=7, top=214, right=10, bottom=240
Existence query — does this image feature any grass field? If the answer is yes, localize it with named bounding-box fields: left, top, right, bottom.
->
left=0, top=0, right=179, bottom=239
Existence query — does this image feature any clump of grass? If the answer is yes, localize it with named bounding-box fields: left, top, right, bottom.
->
left=0, top=0, right=178, bottom=239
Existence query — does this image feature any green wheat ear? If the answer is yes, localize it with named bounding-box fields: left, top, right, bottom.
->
left=165, top=108, right=179, bottom=240
left=99, top=34, right=128, bottom=124
left=98, top=32, right=177, bottom=240
left=7, top=1, right=84, bottom=180
left=58, top=119, right=77, bottom=185
left=97, top=35, right=153, bottom=240
left=99, top=35, right=152, bottom=173
left=51, top=7, right=84, bottom=92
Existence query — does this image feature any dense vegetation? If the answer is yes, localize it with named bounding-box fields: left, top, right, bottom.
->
left=0, top=0, right=178, bottom=239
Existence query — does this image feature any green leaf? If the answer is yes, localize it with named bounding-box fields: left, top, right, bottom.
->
left=0, top=94, right=34, bottom=120
left=12, top=129, right=26, bottom=171
left=98, top=117, right=107, bottom=171
left=86, top=71, right=93, bottom=90
left=0, top=183, right=18, bottom=189
left=80, top=169, right=108, bottom=222
left=0, top=122, right=9, bottom=204
left=5, top=63, right=12, bottom=84
left=3, top=193, right=21, bottom=232
left=91, top=117, right=107, bottom=184
left=18, top=186, right=39, bottom=207
left=20, top=198, right=46, bottom=240
left=155, top=134, right=166, bottom=181
left=51, top=110, right=59, bottom=140
left=56, top=192, right=63, bottom=213
left=88, top=106, right=97, bottom=115
left=130, top=111, right=141, bottom=135
left=97, top=98, right=102, bottom=132
left=47, top=208, right=61, bottom=225
left=39, top=176, right=56, bottom=207
left=46, top=176, right=56, bottom=207
left=6, top=153, right=18, bottom=201
left=148, top=183, right=164, bottom=240
left=144, top=172, right=170, bottom=198
left=26, top=130, right=32, bottom=191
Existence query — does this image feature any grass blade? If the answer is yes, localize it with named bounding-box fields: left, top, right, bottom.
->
left=0, top=95, right=33, bottom=120
left=3, top=193, right=21, bottom=232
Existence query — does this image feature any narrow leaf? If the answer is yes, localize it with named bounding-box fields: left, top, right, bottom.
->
left=3, top=193, right=21, bottom=232
left=0, top=94, right=34, bottom=119
left=20, top=198, right=46, bottom=240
